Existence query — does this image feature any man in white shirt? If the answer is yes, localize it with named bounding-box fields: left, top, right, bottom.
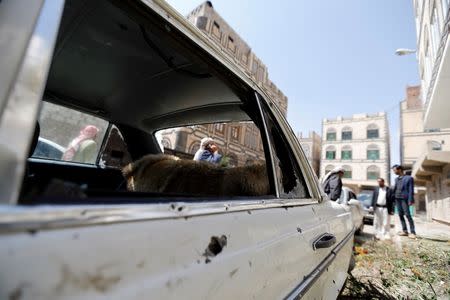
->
left=371, top=178, right=394, bottom=240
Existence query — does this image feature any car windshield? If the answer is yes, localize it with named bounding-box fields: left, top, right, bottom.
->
left=357, top=194, right=372, bottom=208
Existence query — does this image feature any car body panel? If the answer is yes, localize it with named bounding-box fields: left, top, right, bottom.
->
left=0, top=201, right=351, bottom=300
left=339, top=187, right=364, bottom=231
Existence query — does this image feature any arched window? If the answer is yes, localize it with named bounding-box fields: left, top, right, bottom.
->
left=326, top=128, right=337, bottom=141
left=367, top=124, right=379, bottom=139
left=302, top=144, right=311, bottom=158
left=342, top=165, right=352, bottom=179
left=325, top=146, right=336, bottom=160
left=325, top=165, right=334, bottom=175
left=367, top=144, right=380, bottom=160
left=367, top=165, right=380, bottom=180
left=429, top=140, right=442, bottom=151
left=342, top=126, right=352, bottom=140
left=189, top=141, right=200, bottom=155
left=162, top=138, right=172, bottom=150
left=341, top=145, right=352, bottom=160
left=228, top=153, right=238, bottom=167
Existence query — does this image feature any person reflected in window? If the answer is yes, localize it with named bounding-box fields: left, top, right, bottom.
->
left=62, top=125, right=99, bottom=164
left=193, top=137, right=222, bottom=164
left=322, top=166, right=344, bottom=201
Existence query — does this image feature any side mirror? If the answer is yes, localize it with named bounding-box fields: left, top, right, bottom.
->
left=348, top=199, right=360, bottom=206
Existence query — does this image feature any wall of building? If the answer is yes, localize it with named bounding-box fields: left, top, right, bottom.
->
left=400, top=85, right=450, bottom=169
left=298, top=131, right=322, bottom=177
left=186, top=1, right=288, bottom=115
left=425, top=164, right=450, bottom=223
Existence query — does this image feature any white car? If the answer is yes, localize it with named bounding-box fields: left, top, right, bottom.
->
left=33, top=137, right=66, bottom=160
left=0, top=1, right=354, bottom=299
left=338, top=187, right=365, bottom=233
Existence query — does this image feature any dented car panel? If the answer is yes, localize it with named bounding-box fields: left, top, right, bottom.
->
left=0, top=0, right=354, bottom=299
left=0, top=202, right=351, bottom=300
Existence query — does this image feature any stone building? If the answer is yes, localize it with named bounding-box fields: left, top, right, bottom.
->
left=320, top=113, right=390, bottom=193
left=401, top=85, right=450, bottom=223
left=160, top=123, right=265, bottom=167
left=186, top=1, right=288, bottom=114
left=160, top=1, right=288, bottom=165
left=297, top=131, right=321, bottom=177
left=412, top=0, right=450, bottom=128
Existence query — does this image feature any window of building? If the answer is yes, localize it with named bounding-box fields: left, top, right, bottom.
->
left=325, top=165, right=334, bottom=175
left=231, top=126, right=240, bottom=141
left=325, top=146, right=336, bottom=160
left=251, top=61, right=258, bottom=75
left=342, top=165, right=352, bottom=179
left=367, top=165, right=380, bottom=180
left=214, top=123, right=225, bottom=134
left=430, top=140, right=442, bottom=151
left=326, top=128, right=336, bottom=141
left=367, top=144, right=380, bottom=160
left=341, top=146, right=352, bottom=160
left=242, top=52, right=249, bottom=65
left=227, top=36, right=236, bottom=53
left=341, top=127, right=352, bottom=140
left=212, top=21, right=221, bottom=39
left=367, top=124, right=379, bottom=139
left=430, top=5, right=441, bottom=60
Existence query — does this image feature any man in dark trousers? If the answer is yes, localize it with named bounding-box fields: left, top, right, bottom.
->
left=391, top=164, right=416, bottom=239
left=371, top=178, right=395, bottom=240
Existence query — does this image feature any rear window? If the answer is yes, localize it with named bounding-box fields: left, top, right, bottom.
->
left=33, top=102, right=108, bottom=164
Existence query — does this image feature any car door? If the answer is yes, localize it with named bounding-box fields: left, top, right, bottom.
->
left=258, top=96, right=354, bottom=299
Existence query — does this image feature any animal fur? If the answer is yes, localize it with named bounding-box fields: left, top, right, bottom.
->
left=122, top=154, right=270, bottom=196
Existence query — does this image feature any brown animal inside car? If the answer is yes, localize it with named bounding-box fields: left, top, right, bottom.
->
left=122, top=154, right=270, bottom=197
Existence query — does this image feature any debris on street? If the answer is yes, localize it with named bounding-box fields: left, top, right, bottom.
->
left=339, top=233, right=450, bottom=299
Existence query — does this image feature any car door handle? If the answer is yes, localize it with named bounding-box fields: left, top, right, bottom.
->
left=313, top=233, right=336, bottom=250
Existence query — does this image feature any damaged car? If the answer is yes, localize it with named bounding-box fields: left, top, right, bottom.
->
left=0, top=0, right=354, bottom=299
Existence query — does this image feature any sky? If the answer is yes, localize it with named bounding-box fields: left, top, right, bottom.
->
left=166, top=0, right=420, bottom=171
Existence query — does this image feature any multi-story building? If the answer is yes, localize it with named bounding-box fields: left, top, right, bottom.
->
left=186, top=1, right=288, bottom=114
left=401, top=85, right=450, bottom=223
left=412, top=0, right=450, bottom=129
left=159, top=1, right=287, bottom=166
left=297, top=131, right=322, bottom=177
left=320, top=113, right=390, bottom=193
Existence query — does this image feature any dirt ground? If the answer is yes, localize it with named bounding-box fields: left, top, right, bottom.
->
left=339, top=228, right=450, bottom=299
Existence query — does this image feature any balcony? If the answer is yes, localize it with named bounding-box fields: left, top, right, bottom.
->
left=424, top=14, right=450, bottom=129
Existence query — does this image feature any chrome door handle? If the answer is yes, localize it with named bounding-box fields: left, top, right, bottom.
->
left=312, top=233, right=336, bottom=250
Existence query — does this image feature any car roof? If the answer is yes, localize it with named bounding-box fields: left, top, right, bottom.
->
left=44, top=0, right=268, bottom=133
left=38, top=137, right=66, bottom=152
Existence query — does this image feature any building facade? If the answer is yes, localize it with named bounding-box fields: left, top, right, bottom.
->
left=321, top=113, right=390, bottom=193
left=413, top=0, right=450, bottom=128
left=186, top=1, right=288, bottom=115
left=159, top=1, right=288, bottom=165
left=401, top=85, right=450, bottom=223
left=297, top=131, right=321, bottom=177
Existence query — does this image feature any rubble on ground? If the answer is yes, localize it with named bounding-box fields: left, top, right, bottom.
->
left=339, top=234, right=450, bottom=299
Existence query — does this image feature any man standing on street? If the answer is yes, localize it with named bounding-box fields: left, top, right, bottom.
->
left=371, top=178, right=394, bottom=240
left=392, top=164, right=416, bottom=239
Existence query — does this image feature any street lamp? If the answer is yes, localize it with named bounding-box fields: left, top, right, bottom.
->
left=395, top=48, right=416, bottom=56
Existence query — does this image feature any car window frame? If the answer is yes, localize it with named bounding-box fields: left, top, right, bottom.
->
left=255, top=93, right=321, bottom=202
left=33, top=99, right=112, bottom=167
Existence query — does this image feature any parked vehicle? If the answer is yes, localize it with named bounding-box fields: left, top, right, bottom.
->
left=32, top=137, right=66, bottom=160
left=0, top=0, right=354, bottom=299
left=339, top=187, right=364, bottom=233
left=357, top=191, right=374, bottom=224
